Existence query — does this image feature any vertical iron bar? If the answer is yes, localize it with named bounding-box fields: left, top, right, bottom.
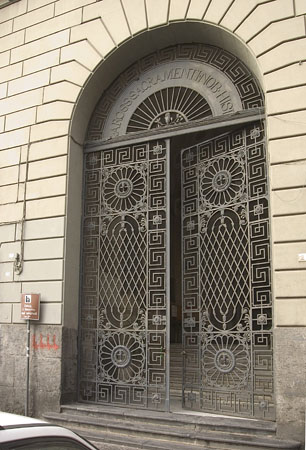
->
left=146, top=144, right=149, bottom=409
left=180, top=147, right=185, bottom=408
left=77, top=152, right=86, bottom=403
left=25, top=319, right=30, bottom=416
left=245, top=126, right=254, bottom=417
left=165, top=138, right=170, bottom=412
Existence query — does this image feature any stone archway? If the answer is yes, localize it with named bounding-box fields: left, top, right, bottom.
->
left=86, top=43, right=263, bottom=142
left=78, top=42, right=273, bottom=420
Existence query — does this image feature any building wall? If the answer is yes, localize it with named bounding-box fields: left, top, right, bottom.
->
left=0, top=0, right=306, bottom=441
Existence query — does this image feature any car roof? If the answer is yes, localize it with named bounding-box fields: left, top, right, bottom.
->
left=0, top=413, right=99, bottom=449
left=0, top=412, right=46, bottom=429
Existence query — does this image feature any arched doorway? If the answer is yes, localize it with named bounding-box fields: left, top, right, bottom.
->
left=79, top=43, right=273, bottom=420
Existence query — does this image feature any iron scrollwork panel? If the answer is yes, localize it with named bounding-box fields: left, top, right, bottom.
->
left=182, top=123, right=274, bottom=420
left=80, top=140, right=169, bottom=410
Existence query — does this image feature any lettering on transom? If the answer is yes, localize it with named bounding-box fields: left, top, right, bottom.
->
left=106, top=62, right=240, bottom=138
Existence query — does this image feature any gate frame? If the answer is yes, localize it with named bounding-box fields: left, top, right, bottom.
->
left=80, top=108, right=266, bottom=412
left=84, top=108, right=265, bottom=154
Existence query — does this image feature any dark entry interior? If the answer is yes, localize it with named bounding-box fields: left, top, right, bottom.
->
left=169, top=126, right=240, bottom=344
left=169, top=138, right=182, bottom=344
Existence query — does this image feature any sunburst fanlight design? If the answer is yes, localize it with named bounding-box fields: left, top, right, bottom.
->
left=202, top=333, right=250, bottom=388
left=127, top=87, right=212, bottom=133
left=200, top=155, right=245, bottom=208
left=103, top=165, right=146, bottom=212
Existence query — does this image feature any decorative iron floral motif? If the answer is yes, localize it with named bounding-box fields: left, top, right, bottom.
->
left=103, top=164, right=147, bottom=212
left=200, top=154, right=245, bottom=209
left=98, top=331, right=145, bottom=384
left=152, top=111, right=186, bottom=128
left=202, top=333, right=250, bottom=388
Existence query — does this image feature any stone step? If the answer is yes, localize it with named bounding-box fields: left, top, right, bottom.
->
left=46, top=403, right=276, bottom=436
left=83, top=428, right=213, bottom=450
left=86, top=428, right=301, bottom=450
left=170, top=384, right=182, bottom=391
left=170, top=391, right=182, bottom=399
left=43, top=403, right=301, bottom=450
left=170, top=373, right=182, bottom=378
left=170, top=368, right=182, bottom=373
left=59, top=403, right=276, bottom=435
left=170, top=374, right=182, bottom=383
left=170, top=377, right=182, bottom=383
left=170, top=388, right=182, bottom=393
left=170, top=374, right=182, bottom=384
left=170, top=362, right=196, bottom=367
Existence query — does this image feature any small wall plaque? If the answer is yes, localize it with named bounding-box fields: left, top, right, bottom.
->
left=21, top=293, right=40, bottom=320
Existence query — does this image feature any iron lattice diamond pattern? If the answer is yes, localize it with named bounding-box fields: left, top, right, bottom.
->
left=182, top=123, right=274, bottom=420
left=201, top=209, right=250, bottom=333
left=99, top=216, right=147, bottom=330
left=80, top=141, right=169, bottom=410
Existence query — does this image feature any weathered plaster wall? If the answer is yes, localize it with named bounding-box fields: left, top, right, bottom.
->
left=0, top=0, right=306, bottom=440
left=0, top=324, right=63, bottom=415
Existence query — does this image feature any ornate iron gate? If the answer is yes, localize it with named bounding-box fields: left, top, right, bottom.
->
left=182, top=123, right=274, bottom=420
left=80, top=139, right=170, bottom=410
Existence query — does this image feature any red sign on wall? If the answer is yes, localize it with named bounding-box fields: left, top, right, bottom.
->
left=21, top=294, right=40, bottom=320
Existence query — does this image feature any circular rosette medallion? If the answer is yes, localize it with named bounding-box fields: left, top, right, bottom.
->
left=200, top=155, right=245, bottom=208
left=202, top=334, right=250, bottom=388
left=103, top=165, right=146, bottom=212
left=98, top=332, right=145, bottom=384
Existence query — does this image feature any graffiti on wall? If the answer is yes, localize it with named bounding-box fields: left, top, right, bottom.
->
left=32, top=334, right=59, bottom=350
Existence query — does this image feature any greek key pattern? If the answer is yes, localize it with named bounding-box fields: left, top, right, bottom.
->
left=80, top=140, right=169, bottom=410
left=87, top=43, right=263, bottom=141
left=182, top=122, right=274, bottom=420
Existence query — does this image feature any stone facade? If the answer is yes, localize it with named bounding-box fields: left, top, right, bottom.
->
left=0, top=0, right=306, bottom=443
